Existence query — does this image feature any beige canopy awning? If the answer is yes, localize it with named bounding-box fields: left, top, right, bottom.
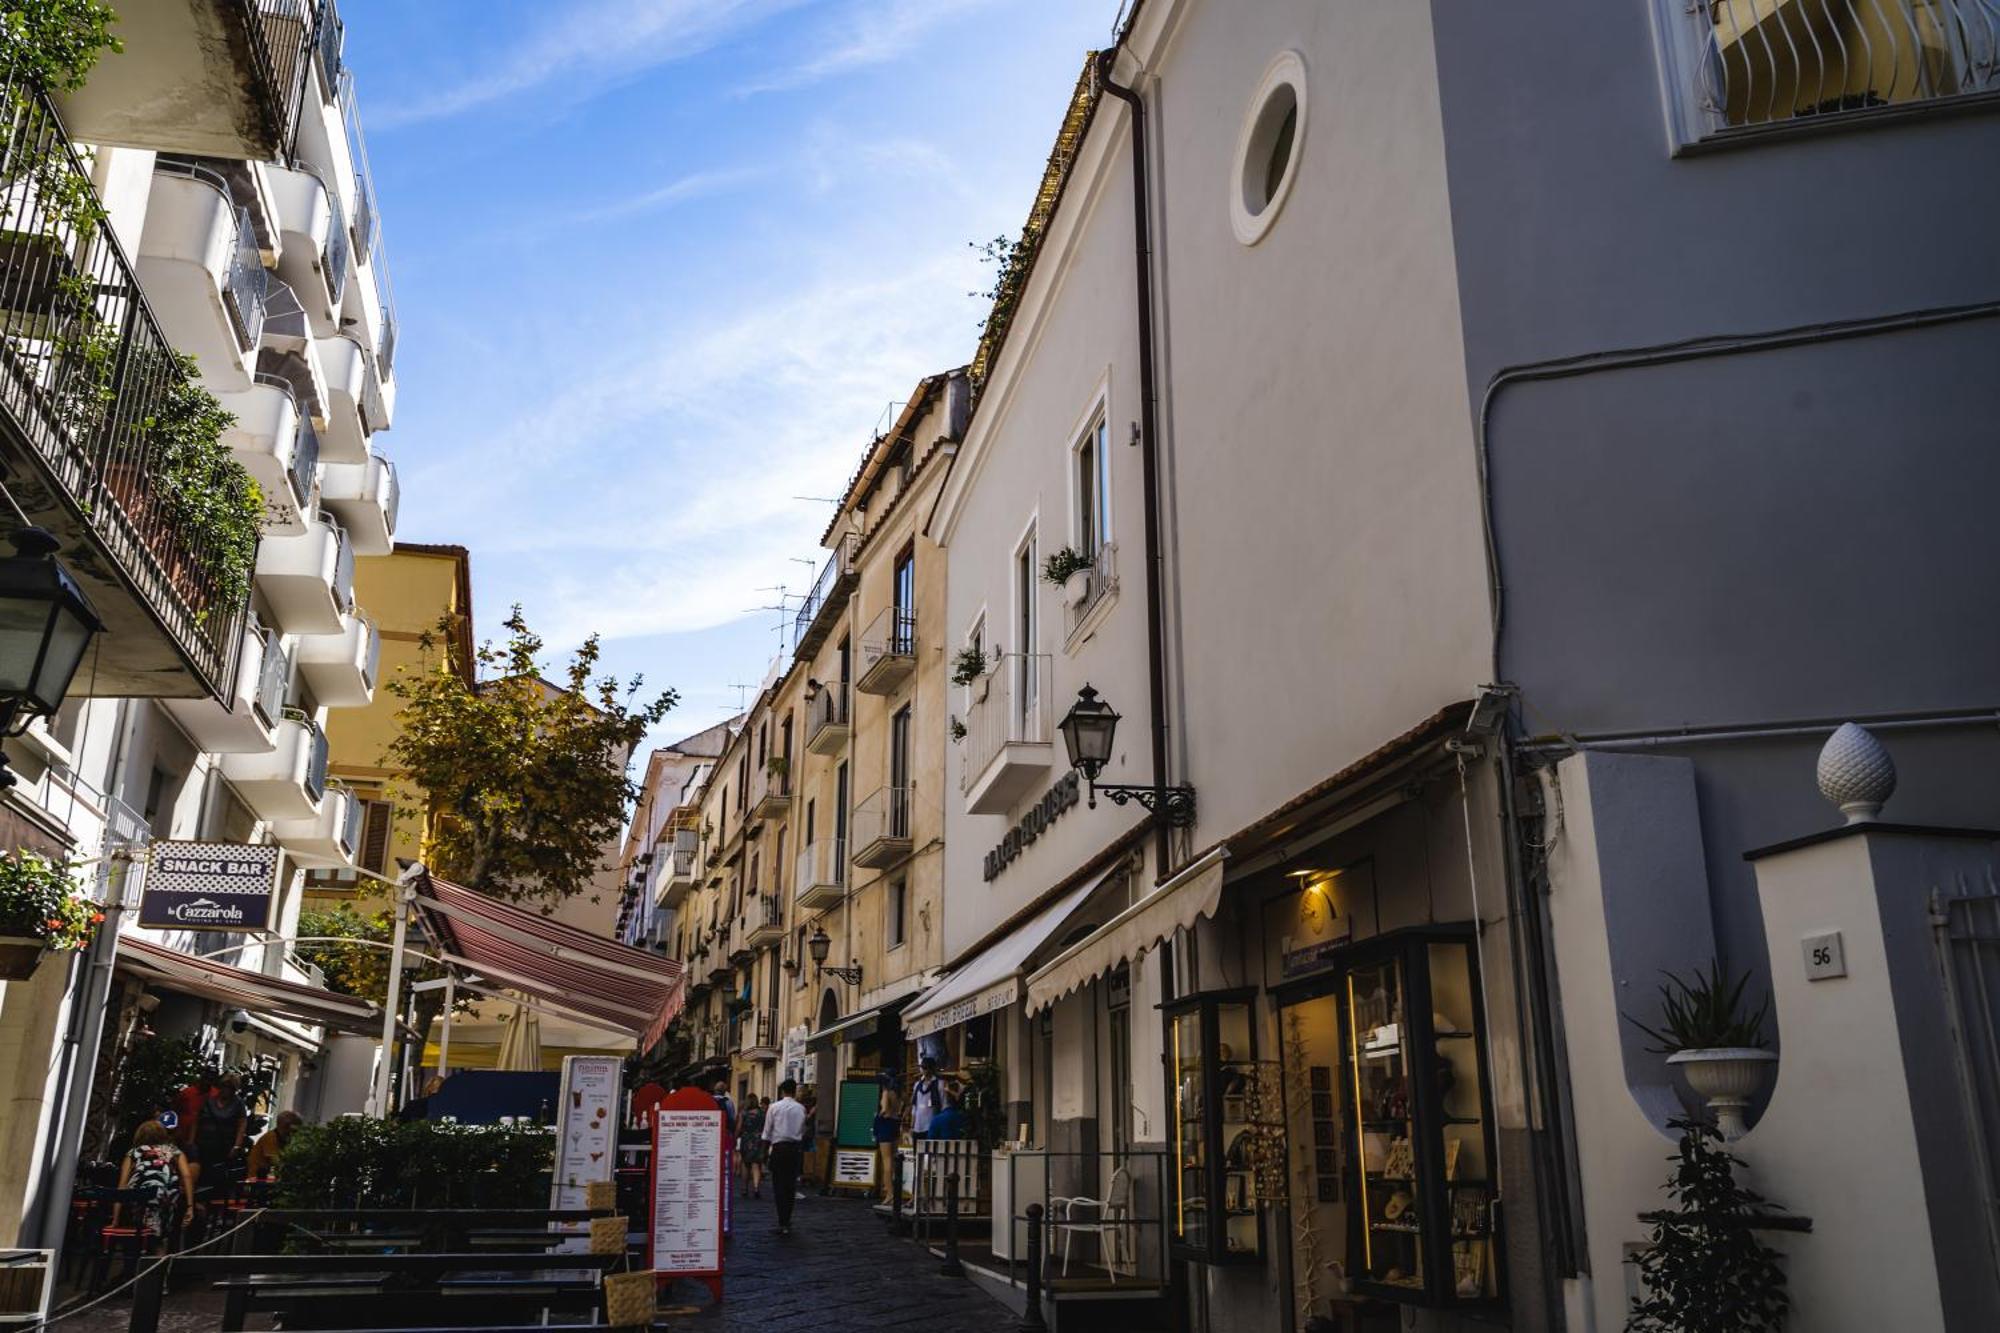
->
left=903, top=869, right=1107, bottom=1039
left=1024, top=849, right=1227, bottom=1013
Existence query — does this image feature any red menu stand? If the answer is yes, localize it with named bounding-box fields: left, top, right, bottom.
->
left=649, top=1087, right=726, bottom=1304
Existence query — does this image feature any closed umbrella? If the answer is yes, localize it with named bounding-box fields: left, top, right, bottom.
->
left=495, top=1000, right=543, bottom=1072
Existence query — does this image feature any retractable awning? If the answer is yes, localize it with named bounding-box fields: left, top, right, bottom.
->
left=902, top=869, right=1108, bottom=1039
left=806, top=997, right=912, bottom=1054
left=1025, top=849, right=1228, bottom=1013
left=415, top=874, right=686, bottom=1049
left=118, top=935, right=382, bottom=1036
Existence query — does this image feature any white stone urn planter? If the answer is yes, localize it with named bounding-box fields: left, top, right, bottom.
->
left=0, top=936, right=49, bottom=981
left=1667, top=1047, right=1776, bottom=1141
left=1062, top=569, right=1092, bottom=608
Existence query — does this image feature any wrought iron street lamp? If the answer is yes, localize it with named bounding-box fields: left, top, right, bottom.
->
left=807, top=923, right=862, bottom=986
left=0, top=527, right=103, bottom=788
left=1059, top=682, right=1196, bottom=826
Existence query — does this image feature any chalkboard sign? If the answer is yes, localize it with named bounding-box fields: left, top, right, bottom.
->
left=834, top=1078, right=880, bottom=1148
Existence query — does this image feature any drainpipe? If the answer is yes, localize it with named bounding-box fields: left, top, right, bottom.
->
left=1095, top=50, right=1175, bottom=884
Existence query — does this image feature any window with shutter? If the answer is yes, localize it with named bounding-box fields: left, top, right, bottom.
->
left=359, top=799, right=393, bottom=874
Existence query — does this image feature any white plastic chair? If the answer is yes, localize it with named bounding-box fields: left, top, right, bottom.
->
left=1051, top=1166, right=1133, bottom=1280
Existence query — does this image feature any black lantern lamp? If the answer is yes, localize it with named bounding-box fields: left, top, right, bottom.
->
left=0, top=527, right=103, bottom=787
left=808, top=923, right=862, bottom=986
left=1059, top=682, right=1196, bottom=826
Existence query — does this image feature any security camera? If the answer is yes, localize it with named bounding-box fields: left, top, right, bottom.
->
left=227, top=1008, right=251, bottom=1034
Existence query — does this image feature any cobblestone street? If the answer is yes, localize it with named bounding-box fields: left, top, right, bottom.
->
left=666, top=1193, right=1018, bottom=1331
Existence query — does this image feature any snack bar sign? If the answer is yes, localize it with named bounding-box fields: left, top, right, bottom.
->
left=138, top=842, right=281, bottom=932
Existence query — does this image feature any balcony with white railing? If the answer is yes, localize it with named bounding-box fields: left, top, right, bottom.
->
left=795, top=839, right=847, bottom=912
left=220, top=712, right=328, bottom=821
left=805, top=683, right=852, bottom=756
left=1664, top=0, right=2000, bottom=144
left=961, top=653, right=1055, bottom=815
left=319, top=450, right=397, bottom=554
left=263, top=164, right=337, bottom=332
left=295, top=606, right=378, bottom=707
left=659, top=829, right=700, bottom=909
left=162, top=619, right=287, bottom=754
left=218, top=375, right=316, bottom=534
left=274, top=781, right=360, bottom=868
left=1061, top=541, right=1119, bottom=643
left=856, top=604, right=917, bottom=696
left=313, top=334, right=372, bottom=463
left=853, top=786, right=914, bottom=870
left=136, top=161, right=267, bottom=392
left=255, top=513, right=353, bottom=634
left=745, top=893, right=786, bottom=949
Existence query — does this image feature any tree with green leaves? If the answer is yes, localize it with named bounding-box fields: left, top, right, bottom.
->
left=385, top=606, right=675, bottom=911
left=1628, top=1118, right=1790, bottom=1332
left=296, top=903, right=402, bottom=1008
left=0, top=0, right=120, bottom=93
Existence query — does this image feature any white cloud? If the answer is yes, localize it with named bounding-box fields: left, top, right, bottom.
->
left=736, top=0, right=997, bottom=96
left=567, top=166, right=771, bottom=223
left=375, top=0, right=805, bottom=127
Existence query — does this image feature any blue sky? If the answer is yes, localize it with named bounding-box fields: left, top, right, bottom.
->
left=342, top=0, right=1118, bottom=744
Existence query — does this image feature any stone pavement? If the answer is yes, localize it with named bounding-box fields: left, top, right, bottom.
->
left=668, top=1191, right=1019, bottom=1331
left=56, top=1193, right=1018, bottom=1332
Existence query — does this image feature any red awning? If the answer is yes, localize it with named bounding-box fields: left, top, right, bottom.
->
left=415, top=874, right=686, bottom=1049
left=117, top=935, right=383, bottom=1036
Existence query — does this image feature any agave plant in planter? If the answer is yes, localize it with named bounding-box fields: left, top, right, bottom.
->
left=0, top=852, right=100, bottom=979
left=1626, top=959, right=1775, bottom=1141
left=949, top=644, right=989, bottom=689
left=1041, top=545, right=1093, bottom=608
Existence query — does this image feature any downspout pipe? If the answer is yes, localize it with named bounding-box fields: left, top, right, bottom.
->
left=1095, top=50, right=1174, bottom=884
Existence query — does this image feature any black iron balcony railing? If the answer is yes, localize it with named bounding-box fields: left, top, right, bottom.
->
left=0, top=71, right=251, bottom=696
left=793, top=531, right=859, bottom=659
left=243, top=0, right=317, bottom=157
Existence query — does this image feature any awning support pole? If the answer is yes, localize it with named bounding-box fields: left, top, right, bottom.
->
left=373, top=882, right=414, bottom=1117
left=436, top=976, right=455, bottom=1078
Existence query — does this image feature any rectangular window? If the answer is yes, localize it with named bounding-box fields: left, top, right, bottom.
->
left=893, top=544, right=917, bottom=654
left=1017, top=527, right=1037, bottom=657
left=1076, top=415, right=1110, bottom=557
left=834, top=763, right=848, bottom=859
left=890, top=705, right=912, bottom=838
left=358, top=799, right=393, bottom=873
left=887, top=877, right=907, bottom=950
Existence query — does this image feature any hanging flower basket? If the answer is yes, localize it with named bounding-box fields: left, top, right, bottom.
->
left=0, top=936, right=48, bottom=980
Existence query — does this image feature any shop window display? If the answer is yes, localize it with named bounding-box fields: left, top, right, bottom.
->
left=1166, top=990, right=1284, bottom=1265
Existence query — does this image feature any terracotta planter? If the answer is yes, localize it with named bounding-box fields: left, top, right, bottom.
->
left=0, top=935, right=49, bottom=980
left=1667, top=1046, right=1776, bottom=1141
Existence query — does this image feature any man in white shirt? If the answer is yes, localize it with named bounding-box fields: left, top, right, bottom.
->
left=762, top=1079, right=807, bottom=1235
left=909, top=1058, right=944, bottom=1139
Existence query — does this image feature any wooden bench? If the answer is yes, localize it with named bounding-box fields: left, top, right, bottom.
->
left=127, top=1250, right=624, bottom=1333
left=250, top=1208, right=607, bottom=1255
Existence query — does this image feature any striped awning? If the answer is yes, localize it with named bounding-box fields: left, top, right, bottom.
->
left=117, top=935, right=383, bottom=1036
left=415, top=874, right=687, bottom=1050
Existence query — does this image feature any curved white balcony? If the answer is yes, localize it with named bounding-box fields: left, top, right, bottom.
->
left=263, top=164, right=337, bottom=334
left=255, top=515, right=353, bottom=635
left=217, top=377, right=316, bottom=536
left=219, top=715, right=328, bottom=822
left=296, top=607, right=378, bottom=708
left=136, top=169, right=261, bottom=391
left=161, top=619, right=286, bottom=755
left=313, top=335, right=371, bottom=463
left=274, top=784, right=360, bottom=870
left=319, top=452, right=398, bottom=554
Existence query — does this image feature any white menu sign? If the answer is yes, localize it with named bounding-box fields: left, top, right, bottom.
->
left=651, top=1109, right=724, bottom=1275
left=551, top=1055, right=623, bottom=1207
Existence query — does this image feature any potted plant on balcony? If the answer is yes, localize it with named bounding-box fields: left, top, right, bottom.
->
left=1627, top=959, right=1776, bottom=1141
left=1042, top=546, right=1092, bottom=608
left=950, top=644, right=989, bottom=690
left=0, top=851, right=99, bottom=979
left=949, top=716, right=967, bottom=744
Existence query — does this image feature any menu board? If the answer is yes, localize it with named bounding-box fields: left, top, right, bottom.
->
left=652, top=1106, right=726, bottom=1277
left=551, top=1055, right=623, bottom=1207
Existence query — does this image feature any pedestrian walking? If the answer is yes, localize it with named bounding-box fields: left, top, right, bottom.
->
left=711, top=1080, right=737, bottom=1136
left=739, top=1095, right=767, bottom=1199
left=799, top=1090, right=824, bottom=1194
left=909, top=1057, right=945, bottom=1139
left=196, top=1072, right=249, bottom=1191
left=116, top=1120, right=194, bottom=1240
left=762, top=1079, right=807, bottom=1236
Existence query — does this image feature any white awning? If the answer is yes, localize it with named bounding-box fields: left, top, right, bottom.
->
left=903, top=870, right=1107, bottom=1039
left=1025, top=848, right=1228, bottom=1013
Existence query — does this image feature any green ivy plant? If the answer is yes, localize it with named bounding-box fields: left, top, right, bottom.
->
left=0, top=852, right=99, bottom=950
left=1628, top=1118, right=1790, bottom=1332
left=145, top=352, right=262, bottom=615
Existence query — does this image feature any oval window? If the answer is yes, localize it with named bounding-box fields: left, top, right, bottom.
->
left=1230, top=51, right=1307, bottom=246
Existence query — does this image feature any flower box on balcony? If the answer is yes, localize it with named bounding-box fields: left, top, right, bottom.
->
left=0, top=937, right=47, bottom=981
